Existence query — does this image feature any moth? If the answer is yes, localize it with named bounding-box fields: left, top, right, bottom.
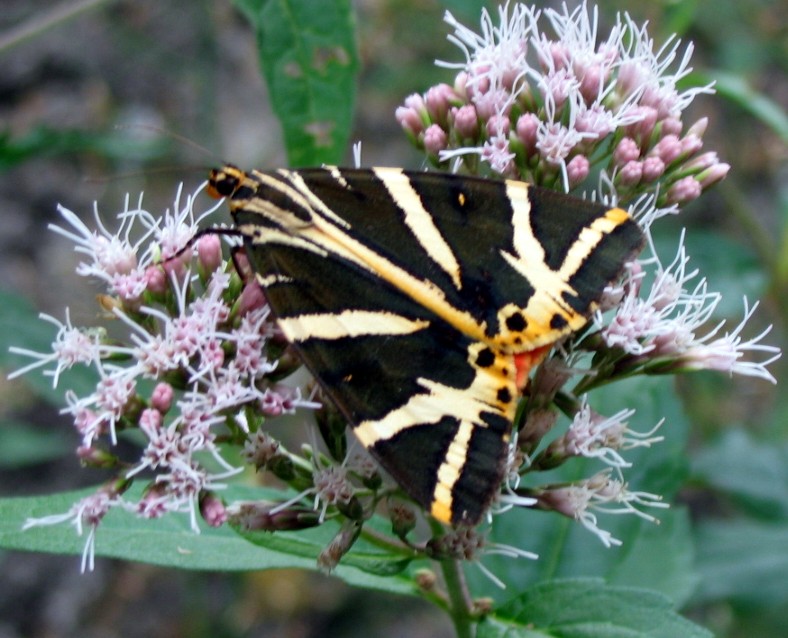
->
left=208, top=165, right=643, bottom=526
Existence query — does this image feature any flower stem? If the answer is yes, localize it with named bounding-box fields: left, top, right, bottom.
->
left=439, top=556, right=474, bottom=638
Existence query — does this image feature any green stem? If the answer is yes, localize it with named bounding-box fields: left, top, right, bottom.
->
left=424, top=519, right=475, bottom=637
left=439, top=556, right=474, bottom=638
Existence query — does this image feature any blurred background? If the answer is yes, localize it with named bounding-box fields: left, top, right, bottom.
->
left=0, top=1, right=785, bottom=636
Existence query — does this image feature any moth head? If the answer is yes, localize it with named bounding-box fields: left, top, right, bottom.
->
left=207, top=164, right=245, bottom=199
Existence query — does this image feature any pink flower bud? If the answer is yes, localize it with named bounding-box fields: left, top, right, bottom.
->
left=684, top=151, right=719, bottom=172
left=395, top=106, right=424, bottom=137
left=637, top=106, right=659, bottom=140
left=616, top=61, right=645, bottom=97
left=138, top=408, right=163, bottom=437
left=473, top=87, right=509, bottom=120
left=535, top=485, right=581, bottom=519
left=686, top=117, right=708, bottom=138
left=578, top=63, right=604, bottom=103
left=318, top=519, right=362, bottom=571
left=618, top=160, right=643, bottom=186
left=395, top=93, right=427, bottom=136
left=659, top=117, right=683, bottom=137
left=77, top=446, right=118, bottom=468
left=641, top=156, right=665, bottom=182
left=453, top=71, right=469, bottom=98
left=698, top=162, right=730, bottom=188
left=566, top=155, right=590, bottom=188
left=424, top=124, right=448, bottom=154
left=501, top=64, right=523, bottom=92
left=161, top=255, right=187, bottom=282
left=151, top=382, right=174, bottom=413
left=679, top=133, right=703, bottom=157
left=516, top=113, right=539, bottom=154
left=625, top=106, right=658, bottom=142
left=403, top=92, right=426, bottom=111
left=465, top=66, right=491, bottom=100
left=197, top=234, right=222, bottom=275
left=260, top=388, right=286, bottom=417
left=642, top=86, right=680, bottom=121
left=200, top=492, right=227, bottom=528
left=425, top=83, right=455, bottom=124
left=452, top=104, right=479, bottom=139
left=548, top=42, right=569, bottom=70
left=228, top=501, right=321, bottom=532
left=575, top=105, right=613, bottom=139
left=653, top=134, right=682, bottom=164
left=485, top=114, right=511, bottom=138
left=613, top=137, right=640, bottom=166
left=667, top=176, right=702, bottom=204
left=542, top=68, right=573, bottom=109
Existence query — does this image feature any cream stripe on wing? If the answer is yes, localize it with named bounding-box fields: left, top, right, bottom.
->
left=277, top=310, right=430, bottom=342
left=285, top=170, right=352, bottom=229
left=556, top=207, right=631, bottom=280
left=374, top=167, right=463, bottom=290
left=238, top=224, right=329, bottom=257
left=430, top=419, right=475, bottom=522
left=353, top=373, right=511, bottom=447
left=505, top=180, right=542, bottom=264
left=501, top=181, right=576, bottom=301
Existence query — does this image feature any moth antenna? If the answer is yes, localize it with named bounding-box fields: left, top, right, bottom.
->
left=164, top=226, right=244, bottom=263
left=82, top=164, right=209, bottom=185
left=113, top=123, right=218, bottom=159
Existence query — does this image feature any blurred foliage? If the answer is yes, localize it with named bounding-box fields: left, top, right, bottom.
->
left=0, top=0, right=785, bottom=637
left=0, top=126, right=170, bottom=169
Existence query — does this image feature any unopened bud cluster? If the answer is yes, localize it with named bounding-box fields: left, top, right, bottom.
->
left=397, top=4, right=729, bottom=206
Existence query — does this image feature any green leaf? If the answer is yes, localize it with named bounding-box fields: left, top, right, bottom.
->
left=234, top=0, right=360, bottom=167
left=478, top=578, right=712, bottom=638
left=468, top=377, right=698, bottom=603
left=692, top=429, right=788, bottom=519
left=692, top=520, right=788, bottom=606
left=0, top=486, right=419, bottom=596
left=0, top=289, right=99, bottom=403
left=607, top=508, right=698, bottom=606
left=478, top=508, right=697, bottom=608
left=235, top=522, right=413, bottom=577
left=663, top=0, right=701, bottom=38
left=0, top=420, right=72, bottom=469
